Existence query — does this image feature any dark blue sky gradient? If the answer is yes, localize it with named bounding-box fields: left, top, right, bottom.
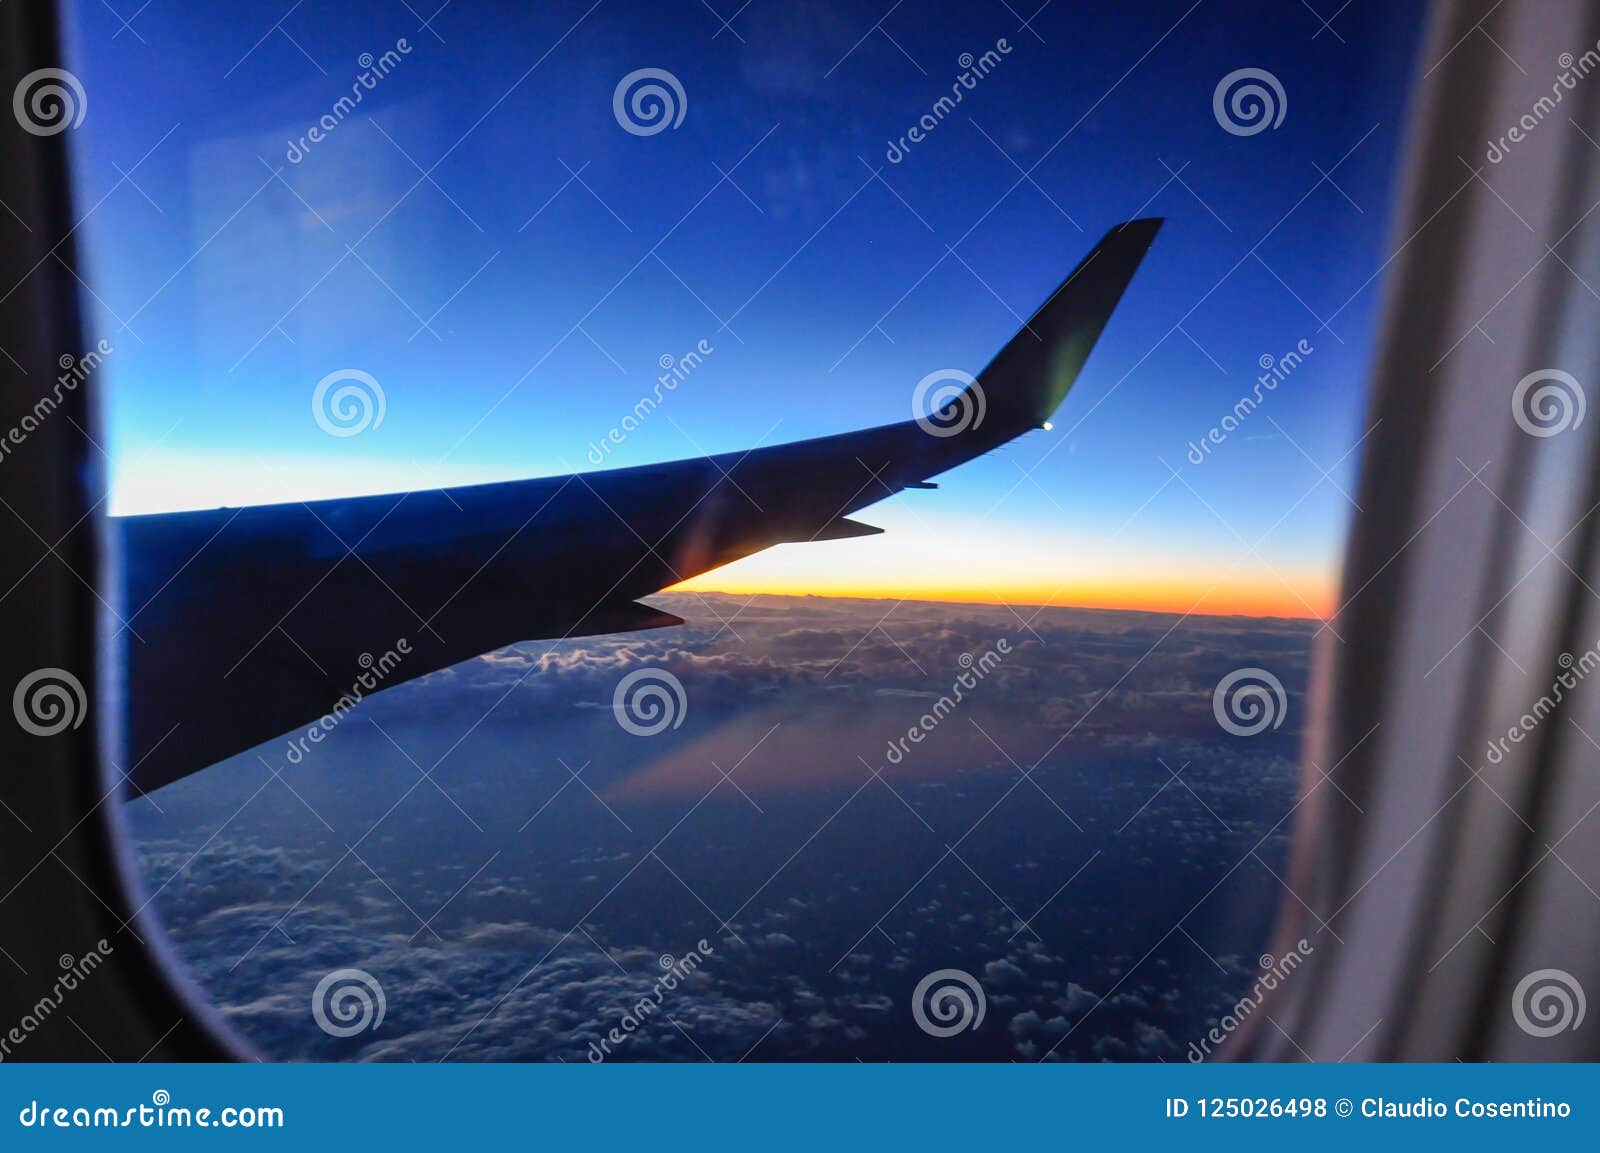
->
left=69, top=0, right=1424, bottom=615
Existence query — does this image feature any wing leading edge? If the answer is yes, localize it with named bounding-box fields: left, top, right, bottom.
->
left=117, top=218, right=1162, bottom=793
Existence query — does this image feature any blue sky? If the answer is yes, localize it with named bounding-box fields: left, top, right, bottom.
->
left=68, top=0, right=1423, bottom=616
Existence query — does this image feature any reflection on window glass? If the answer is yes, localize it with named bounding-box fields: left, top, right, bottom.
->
left=74, top=1, right=1420, bottom=1059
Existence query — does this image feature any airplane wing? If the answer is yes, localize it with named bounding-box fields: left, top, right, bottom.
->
left=115, top=218, right=1163, bottom=794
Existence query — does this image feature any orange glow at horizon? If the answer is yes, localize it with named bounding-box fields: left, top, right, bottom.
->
left=674, top=571, right=1333, bottom=620
left=671, top=525, right=1336, bottom=620
left=669, top=508, right=1338, bottom=621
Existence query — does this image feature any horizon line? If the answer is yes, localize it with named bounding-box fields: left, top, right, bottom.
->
left=665, top=583, right=1330, bottom=623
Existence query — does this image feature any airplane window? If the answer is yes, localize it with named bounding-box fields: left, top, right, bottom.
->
left=70, top=1, right=1422, bottom=1059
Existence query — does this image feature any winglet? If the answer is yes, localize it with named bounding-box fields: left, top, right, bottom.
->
left=960, top=218, right=1163, bottom=439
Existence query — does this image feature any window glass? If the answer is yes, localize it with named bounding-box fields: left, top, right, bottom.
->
left=71, top=0, right=1421, bottom=1059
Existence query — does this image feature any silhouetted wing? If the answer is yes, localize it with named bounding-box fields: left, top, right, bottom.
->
left=116, top=218, right=1162, bottom=794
